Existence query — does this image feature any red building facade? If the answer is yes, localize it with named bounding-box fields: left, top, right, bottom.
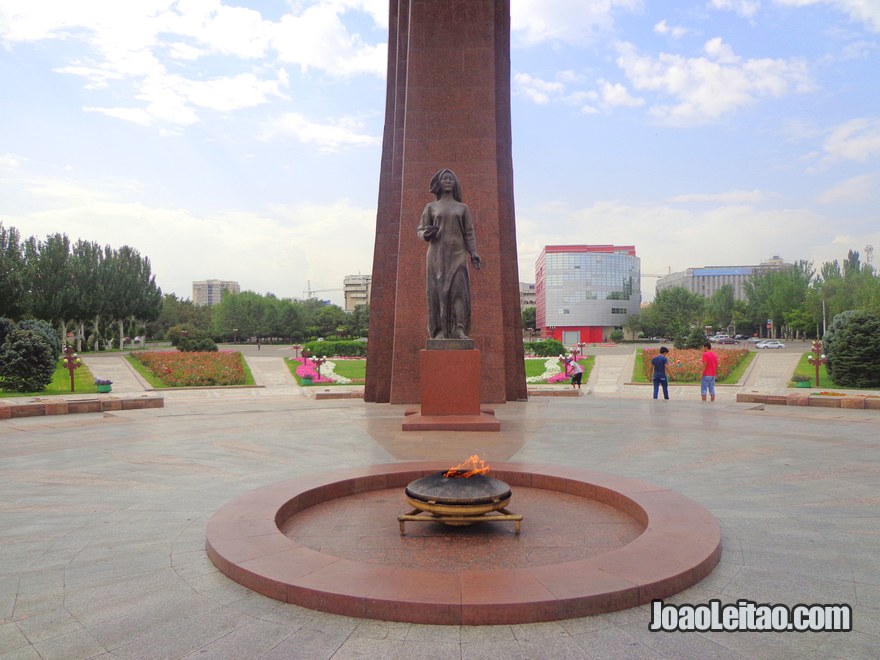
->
left=535, top=245, right=641, bottom=345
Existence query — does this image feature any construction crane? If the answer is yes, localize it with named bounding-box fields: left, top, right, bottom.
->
left=303, top=281, right=344, bottom=299
left=641, top=267, right=673, bottom=278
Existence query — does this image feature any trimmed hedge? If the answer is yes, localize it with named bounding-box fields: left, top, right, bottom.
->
left=303, top=340, right=367, bottom=358
left=528, top=339, right=566, bottom=357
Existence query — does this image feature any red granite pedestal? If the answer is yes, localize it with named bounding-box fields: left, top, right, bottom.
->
left=402, top=350, right=500, bottom=431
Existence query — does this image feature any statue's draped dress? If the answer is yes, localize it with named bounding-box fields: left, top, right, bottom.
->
left=417, top=199, right=477, bottom=339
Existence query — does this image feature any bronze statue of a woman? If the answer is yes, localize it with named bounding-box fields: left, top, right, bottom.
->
left=417, top=169, right=482, bottom=340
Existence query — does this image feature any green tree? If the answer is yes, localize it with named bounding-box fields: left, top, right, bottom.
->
left=622, top=314, right=642, bottom=340
left=0, top=328, right=56, bottom=392
left=823, top=309, right=880, bottom=387
left=521, top=306, right=536, bottom=332
left=706, top=284, right=734, bottom=332
left=104, top=246, right=162, bottom=346
left=744, top=261, right=813, bottom=338
left=24, top=233, right=75, bottom=336
left=149, top=294, right=213, bottom=340
left=0, top=223, right=27, bottom=319
left=650, top=287, right=705, bottom=340
left=346, top=304, right=370, bottom=338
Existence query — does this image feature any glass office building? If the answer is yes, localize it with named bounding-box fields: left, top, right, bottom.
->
left=535, top=245, right=641, bottom=344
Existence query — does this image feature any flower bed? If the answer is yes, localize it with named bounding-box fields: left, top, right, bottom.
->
left=642, top=348, right=748, bottom=382
left=526, top=357, right=582, bottom=384
left=291, top=357, right=352, bottom=384
left=132, top=351, right=247, bottom=387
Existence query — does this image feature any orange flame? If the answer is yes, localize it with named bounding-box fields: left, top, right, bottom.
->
left=443, top=454, right=490, bottom=478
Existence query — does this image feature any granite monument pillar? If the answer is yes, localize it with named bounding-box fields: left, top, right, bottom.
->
left=365, top=0, right=527, bottom=405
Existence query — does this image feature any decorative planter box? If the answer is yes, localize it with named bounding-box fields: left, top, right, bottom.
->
left=96, top=384, right=112, bottom=393
left=794, top=381, right=811, bottom=388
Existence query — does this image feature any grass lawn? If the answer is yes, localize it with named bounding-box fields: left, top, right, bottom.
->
left=286, top=357, right=366, bottom=386
left=791, top=352, right=835, bottom=389
left=632, top=349, right=754, bottom=384
left=0, top=360, right=98, bottom=397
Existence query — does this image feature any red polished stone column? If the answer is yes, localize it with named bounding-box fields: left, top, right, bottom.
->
left=365, top=0, right=527, bottom=405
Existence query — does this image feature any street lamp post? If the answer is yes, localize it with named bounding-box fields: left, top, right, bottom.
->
left=61, top=343, right=81, bottom=392
left=808, top=340, right=828, bottom=387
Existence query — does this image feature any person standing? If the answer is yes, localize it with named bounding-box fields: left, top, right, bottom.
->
left=651, top=346, right=670, bottom=400
left=701, top=342, right=719, bottom=402
left=566, top=357, right=584, bottom=390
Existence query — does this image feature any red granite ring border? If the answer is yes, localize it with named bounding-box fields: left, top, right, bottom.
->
left=205, top=462, right=721, bottom=625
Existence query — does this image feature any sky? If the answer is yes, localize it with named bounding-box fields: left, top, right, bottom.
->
left=1, top=0, right=879, bottom=308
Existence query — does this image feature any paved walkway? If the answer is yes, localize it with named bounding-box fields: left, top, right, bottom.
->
left=2, top=350, right=878, bottom=658
left=78, top=348, right=815, bottom=403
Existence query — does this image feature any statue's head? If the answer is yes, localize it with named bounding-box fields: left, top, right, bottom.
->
left=429, top=168, right=462, bottom=202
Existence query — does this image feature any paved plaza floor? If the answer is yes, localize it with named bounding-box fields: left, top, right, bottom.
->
left=1, top=350, right=879, bottom=658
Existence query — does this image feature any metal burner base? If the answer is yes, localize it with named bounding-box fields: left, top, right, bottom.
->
left=397, top=507, right=522, bottom=535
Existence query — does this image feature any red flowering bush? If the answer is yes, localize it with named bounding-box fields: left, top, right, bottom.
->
left=133, top=350, right=246, bottom=387
left=293, top=357, right=333, bottom=383
left=643, top=348, right=748, bottom=382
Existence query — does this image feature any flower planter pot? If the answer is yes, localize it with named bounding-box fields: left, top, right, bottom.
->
left=96, top=384, right=112, bottom=393
left=794, top=381, right=811, bottom=388
left=301, top=377, right=313, bottom=386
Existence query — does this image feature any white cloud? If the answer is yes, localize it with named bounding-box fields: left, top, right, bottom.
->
left=653, top=20, right=689, bottom=38
left=264, top=112, right=380, bottom=152
left=615, top=38, right=813, bottom=124
left=511, top=0, right=642, bottom=46
left=0, top=153, right=21, bottom=167
left=819, top=117, right=880, bottom=164
left=2, top=170, right=374, bottom=305
left=774, top=0, right=880, bottom=32
left=84, top=106, right=156, bottom=126
left=269, top=3, right=385, bottom=76
left=514, top=71, right=642, bottom=114
left=708, top=0, right=762, bottom=18
left=667, top=189, right=770, bottom=204
left=597, top=79, right=644, bottom=108
left=818, top=173, right=880, bottom=203
left=0, top=1, right=386, bottom=132
left=513, top=72, right=566, bottom=104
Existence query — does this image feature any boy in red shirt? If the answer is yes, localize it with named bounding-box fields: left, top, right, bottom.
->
left=701, top=342, right=719, bottom=402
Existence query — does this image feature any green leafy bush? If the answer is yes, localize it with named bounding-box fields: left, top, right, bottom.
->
left=17, top=319, right=62, bottom=362
left=0, top=328, right=56, bottom=392
left=823, top=310, right=880, bottom=388
left=177, top=336, right=218, bottom=352
left=303, top=340, right=367, bottom=358
left=0, top=317, right=14, bottom=346
left=529, top=339, right=566, bottom=357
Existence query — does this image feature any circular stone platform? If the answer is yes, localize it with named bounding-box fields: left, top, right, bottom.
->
left=205, top=462, right=721, bottom=625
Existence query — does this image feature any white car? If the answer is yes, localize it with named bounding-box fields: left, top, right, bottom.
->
left=755, top=340, right=785, bottom=349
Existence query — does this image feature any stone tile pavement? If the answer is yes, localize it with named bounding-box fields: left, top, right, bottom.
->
left=1, top=350, right=879, bottom=658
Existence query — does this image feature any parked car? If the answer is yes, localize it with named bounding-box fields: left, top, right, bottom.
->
left=711, top=335, right=738, bottom=344
left=733, top=334, right=749, bottom=340
left=755, top=340, right=785, bottom=349
left=747, top=336, right=764, bottom=343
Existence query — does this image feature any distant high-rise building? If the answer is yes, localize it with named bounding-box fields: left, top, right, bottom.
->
left=656, top=257, right=791, bottom=301
left=519, top=282, right=536, bottom=309
left=536, top=245, right=641, bottom=344
left=343, top=274, right=371, bottom=311
left=192, top=279, right=240, bottom=306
